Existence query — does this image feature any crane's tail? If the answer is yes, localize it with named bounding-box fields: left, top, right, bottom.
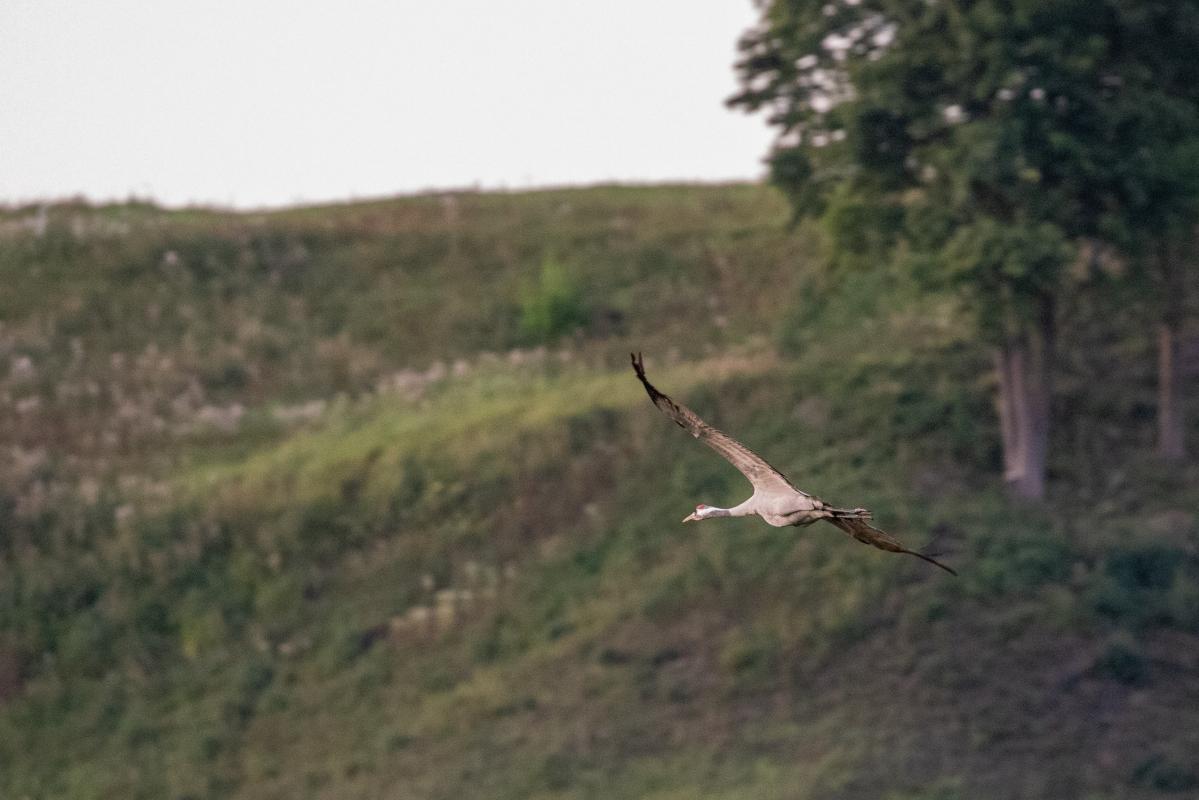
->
left=826, top=516, right=957, bottom=576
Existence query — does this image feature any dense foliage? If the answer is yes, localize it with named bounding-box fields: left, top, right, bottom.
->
left=731, top=0, right=1199, bottom=494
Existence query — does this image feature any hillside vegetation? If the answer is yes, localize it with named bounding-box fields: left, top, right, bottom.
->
left=1, top=185, right=1197, bottom=799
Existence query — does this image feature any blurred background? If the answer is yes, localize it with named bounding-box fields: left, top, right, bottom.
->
left=1, top=2, right=1197, bottom=799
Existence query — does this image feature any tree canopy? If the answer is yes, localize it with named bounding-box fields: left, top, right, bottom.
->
left=732, top=0, right=1199, bottom=266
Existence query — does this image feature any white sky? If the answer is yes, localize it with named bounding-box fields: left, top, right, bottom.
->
left=0, top=1, right=773, bottom=209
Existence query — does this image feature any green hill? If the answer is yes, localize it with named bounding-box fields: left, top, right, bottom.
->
left=0, top=185, right=1196, bottom=799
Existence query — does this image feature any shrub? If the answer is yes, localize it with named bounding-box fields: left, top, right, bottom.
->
left=518, top=256, right=587, bottom=343
left=1106, top=545, right=1179, bottom=593
left=1132, top=755, right=1199, bottom=792
left=1092, top=637, right=1148, bottom=686
left=1086, top=543, right=1190, bottom=628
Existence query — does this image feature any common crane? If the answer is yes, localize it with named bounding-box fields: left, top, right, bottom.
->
left=631, top=353, right=956, bottom=575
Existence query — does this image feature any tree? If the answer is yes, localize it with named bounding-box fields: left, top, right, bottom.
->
left=1155, top=238, right=1188, bottom=461
left=731, top=0, right=1199, bottom=497
left=1106, top=2, right=1199, bottom=462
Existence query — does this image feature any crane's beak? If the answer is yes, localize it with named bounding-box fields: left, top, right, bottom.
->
left=682, top=512, right=700, bottom=523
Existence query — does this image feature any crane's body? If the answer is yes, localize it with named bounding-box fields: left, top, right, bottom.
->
left=631, top=353, right=956, bottom=575
left=692, top=492, right=856, bottom=528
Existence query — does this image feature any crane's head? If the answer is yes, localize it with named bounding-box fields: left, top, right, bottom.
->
left=682, top=503, right=714, bottom=523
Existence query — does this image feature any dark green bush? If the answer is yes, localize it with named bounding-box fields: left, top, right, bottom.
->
left=1087, top=543, right=1190, bottom=628
left=1092, top=638, right=1148, bottom=686
left=518, top=256, right=587, bottom=343
left=1133, top=755, right=1199, bottom=792
left=972, top=526, right=1076, bottom=596
left=1106, top=545, right=1180, bottom=593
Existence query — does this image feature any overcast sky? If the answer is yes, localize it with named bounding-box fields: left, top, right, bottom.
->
left=0, top=1, right=773, bottom=209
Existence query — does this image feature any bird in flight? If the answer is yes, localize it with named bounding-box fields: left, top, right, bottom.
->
left=631, top=353, right=956, bottom=575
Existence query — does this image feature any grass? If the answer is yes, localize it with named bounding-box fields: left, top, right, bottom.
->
left=0, top=184, right=1197, bottom=799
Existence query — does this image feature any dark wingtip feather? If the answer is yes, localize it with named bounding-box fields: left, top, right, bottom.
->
left=910, top=550, right=958, bottom=576
left=631, top=352, right=648, bottom=379
left=630, top=351, right=662, bottom=401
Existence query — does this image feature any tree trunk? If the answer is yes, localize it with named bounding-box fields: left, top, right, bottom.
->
left=0, top=638, right=21, bottom=704
left=1157, top=245, right=1186, bottom=461
left=1158, top=322, right=1185, bottom=461
left=996, top=297, right=1054, bottom=501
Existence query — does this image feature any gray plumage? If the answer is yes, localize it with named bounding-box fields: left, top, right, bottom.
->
left=631, top=353, right=956, bottom=575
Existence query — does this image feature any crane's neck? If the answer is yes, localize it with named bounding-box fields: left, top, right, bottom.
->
left=698, top=506, right=732, bottom=518
left=700, top=501, right=754, bottom=519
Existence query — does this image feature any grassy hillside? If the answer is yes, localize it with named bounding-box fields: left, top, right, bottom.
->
left=1, top=185, right=1197, bottom=799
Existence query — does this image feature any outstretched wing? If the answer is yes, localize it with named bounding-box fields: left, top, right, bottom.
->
left=825, top=517, right=957, bottom=575
left=630, top=352, right=804, bottom=499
